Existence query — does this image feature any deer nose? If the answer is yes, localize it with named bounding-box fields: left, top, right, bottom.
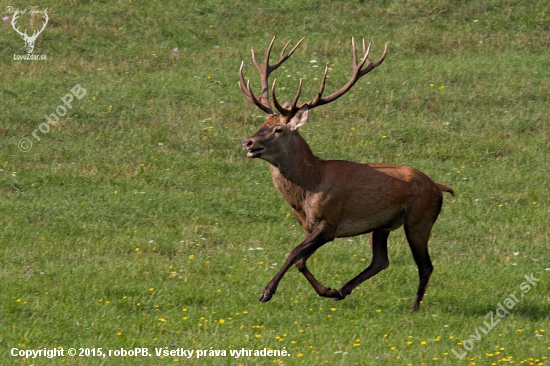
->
left=242, top=139, right=254, bottom=150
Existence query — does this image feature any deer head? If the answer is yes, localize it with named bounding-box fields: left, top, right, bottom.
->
left=11, top=10, right=49, bottom=54
left=240, top=37, right=387, bottom=165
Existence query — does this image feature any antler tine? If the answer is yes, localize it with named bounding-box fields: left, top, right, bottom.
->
left=271, top=37, right=305, bottom=70
left=355, top=40, right=371, bottom=75
left=271, top=78, right=304, bottom=117
left=351, top=37, right=370, bottom=76
left=362, top=39, right=371, bottom=62
left=358, top=42, right=383, bottom=77
left=249, top=47, right=270, bottom=107
left=291, top=79, right=303, bottom=110
left=305, top=38, right=387, bottom=109
left=239, top=61, right=273, bottom=114
left=309, top=64, right=329, bottom=107
left=372, top=42, right=388, bottom=68
left=238, top=62, right=253, bottom=102
left=271, top=40, right=294, bottom=70
left=279, top=40, right=292, bottom=58
left=250, top=36, right=275, bottom=71
left=351, top=37, right=358, bottom=68
left=239, top=37, right=306, bottom=117
left=264, top=36, right=277, bottom=69
left=271, top=79, right=284, bottom=115
left=247, top=80, right=273, bottom=115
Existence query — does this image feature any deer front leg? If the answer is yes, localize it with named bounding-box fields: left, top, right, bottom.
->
left=259, top=223, right=336, bottom=302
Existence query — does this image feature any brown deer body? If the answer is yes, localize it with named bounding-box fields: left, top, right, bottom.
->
left=240, top=37, right=454, bottom=311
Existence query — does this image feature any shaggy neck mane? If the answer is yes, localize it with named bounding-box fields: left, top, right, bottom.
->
left=269, top=132, right=323, bottom=192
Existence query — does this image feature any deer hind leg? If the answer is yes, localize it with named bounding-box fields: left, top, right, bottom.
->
left=404, top=188, right=444, bottom=311
left=259, top=223, right=336, bottom=302
left=404, top=221, right=435, bottom=312
left=337, top=229, right=390, bottom=300
left=296, top=251, right=343, bottom=299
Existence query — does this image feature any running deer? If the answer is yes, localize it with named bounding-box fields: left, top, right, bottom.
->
left=239, top=37, right=454, bottom=311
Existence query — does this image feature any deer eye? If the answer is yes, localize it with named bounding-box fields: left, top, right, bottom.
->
left=274, top=127, right=283, bottom=134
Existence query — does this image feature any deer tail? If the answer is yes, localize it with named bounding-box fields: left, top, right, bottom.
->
left=437, top=183, right=455, bottom=197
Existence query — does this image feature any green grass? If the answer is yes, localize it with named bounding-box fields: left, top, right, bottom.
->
left=1, top=0, right=549, bottom=365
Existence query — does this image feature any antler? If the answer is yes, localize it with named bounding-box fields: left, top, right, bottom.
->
left=239, top=36, right=305, bottom=114
left=273, top=38, right=388, bottom=117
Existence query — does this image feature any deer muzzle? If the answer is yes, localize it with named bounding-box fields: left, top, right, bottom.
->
left=242, top=138, right=264, bottom=159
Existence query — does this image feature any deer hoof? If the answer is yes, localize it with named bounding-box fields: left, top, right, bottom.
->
left=326, top=288, right=344, bottom=300
left=259, top=295, right=271, bottom=302
left=259, top=291, right=274, bottom=302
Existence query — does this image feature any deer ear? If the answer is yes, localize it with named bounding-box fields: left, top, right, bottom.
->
left=282, top=100, right=291, bottom=109
left=288, top=106, right=309, bottom=130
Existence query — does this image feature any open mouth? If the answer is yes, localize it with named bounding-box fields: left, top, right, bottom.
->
left=247, top=148, right=264, bottom=158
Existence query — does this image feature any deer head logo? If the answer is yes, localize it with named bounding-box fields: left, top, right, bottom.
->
left=11, top=9, right=48, bottom=54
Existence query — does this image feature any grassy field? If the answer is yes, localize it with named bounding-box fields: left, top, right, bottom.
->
left=1, top=0, right=549, bottom=365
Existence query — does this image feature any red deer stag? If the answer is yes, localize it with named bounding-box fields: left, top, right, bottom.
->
left=239, top=37, right=454, bottom=311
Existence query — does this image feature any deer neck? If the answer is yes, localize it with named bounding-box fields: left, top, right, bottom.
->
left=268, top=133, right=323, bottom=203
